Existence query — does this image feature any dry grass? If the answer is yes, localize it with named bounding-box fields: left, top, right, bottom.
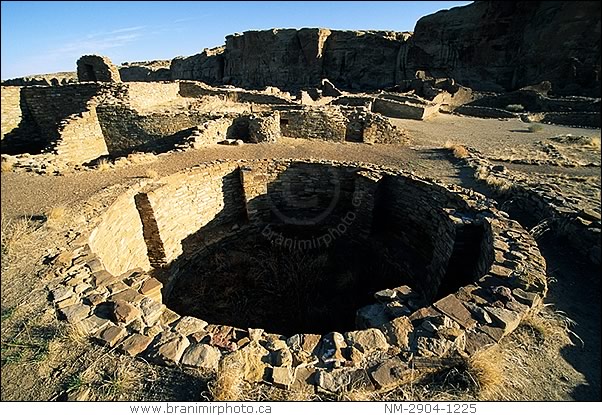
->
left=444, top=141, right=470, bottom=159
left=211, top=353, right=245, bottom=401
left=96, top=158, right=113, bottom=172
left=1, top=216, right=40, bottom=262
left=144, top=168, right=160, bottom=180
left=465, top=346, right=504, bottom=399
left=527, top=124, right=544, bottom=133
left=45, top=206, right=67, bottom=228
left=96, top=365, right=141, bottom=400
left=549, top=134, right=601, bottom=150
left=1, top=159, right=15, bottom=172
left=474, top=165, right=514, bottom=193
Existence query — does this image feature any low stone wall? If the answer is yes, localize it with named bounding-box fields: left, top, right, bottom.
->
left=538, top=112, right=600, bottom=128
left=372, top=95, right=440, bottom=120
left=280, top=108, right=348, bottom=141
left=125, top=82, right=182, bottom=111
left=97, top=106, right=210, bottom=156
left=343, top=109, right=408, bottom=144
left=119, top=66, right=171, bottom=82
left=20, top=84, right=105, bottom=143
left=1, top=86, right=22, bottom=139
left=460, top=149, right=601, bottom=266
left=87, top=183, right=151, bottom=275
left=179, top=81, right=293, bottom=105
left=48, top=159, right=546, bottom=394
left=54, top=105, right=108, bottom=164
left=454, top=105, right=519, bottom=119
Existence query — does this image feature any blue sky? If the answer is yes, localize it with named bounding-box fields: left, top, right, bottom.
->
left=1, top=1, right=471, bottom=80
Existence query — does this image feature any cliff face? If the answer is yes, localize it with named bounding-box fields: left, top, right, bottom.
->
left=168, top=1, right=599, bottom=95
left=405, top=1, right=601, bottom=95
left=171, top=29, right=411, bottom=91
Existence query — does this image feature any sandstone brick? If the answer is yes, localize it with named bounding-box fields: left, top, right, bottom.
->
left=119, top=333, right=153, bottom=356
left=111, top=300, right=141, bottom=324
left=96, top=325, right=127, bottom=347
left=181, top=343, right=221, bottom=370
left=433, top=294, right=477, bottom=330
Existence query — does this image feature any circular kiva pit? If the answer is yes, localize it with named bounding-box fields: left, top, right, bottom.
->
left=51, top=159, right=548, bottom=392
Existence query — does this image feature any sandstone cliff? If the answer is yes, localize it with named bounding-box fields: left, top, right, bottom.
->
left=171, top=29, right=411, bottom=91
left=405, top=1, right=601, bottom=95
left=170, top=1, right=600, bottom=96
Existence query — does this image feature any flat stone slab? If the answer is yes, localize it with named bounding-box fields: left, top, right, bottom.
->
left=119, top=333, right=153, bottom=356
left=111, top=300, right=141, bottom=325
left=59, top=303, right=91, bottom=323
left=382, top=316, right=413, bottom=348
left=483, top=306, right=521, bottom=335
left=97, top=325, right=127, bottom=347
left=434, top=294, right=477, bottom=330
left=148, top=332, right=190, bottom=365
left=345, top=328, right=389, bottom=353
left=139, top=297, right=164, bottom=326
left=271, top=367, right=294, bottom=389
left=356, top=303, right=389, bottom=329
left=181, top=343, right=221, bottom=370
left=51, top=285, right=74, bottom=302
left=173, top=316, right=208, bottom=336
left=77, top=314, right=111, bottom=335
left=370, top=357, right=408, bottom=389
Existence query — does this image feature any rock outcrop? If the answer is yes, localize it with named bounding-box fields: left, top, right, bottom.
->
left=404, top=1, right=601, bottom=96
left=171, top=29, right=411, bottom=91
left=169, top=1, right=599, bottom=96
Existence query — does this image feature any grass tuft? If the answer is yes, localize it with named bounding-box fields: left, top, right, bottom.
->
left=444, top=141, right=470, bottom=159
left=1, top=159, right=15, bottom=172
left=211, top=354, right=244, bottom=401
left=527, top=124, right=544, bottom=133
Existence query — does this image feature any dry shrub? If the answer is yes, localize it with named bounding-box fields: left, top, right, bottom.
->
left=1, top=216, right=38, bottom=261
left=1, top=159, right=15, bottom=172
left=444, top=141, right=470, bottom=159
left=211, top=353, right=244, bottom=401
left=96, top=158, right=112, bottom=172
left=97, top=365, right=141, bottom=400
left=466, top=346, right=503, bottom=398
left=484, top=175, right=513, bottom=192
left=144, top=169, right=160, bottom=180
left=45, top=206, right=67, bottom=227
left=527, top=124, right=544, bottom=133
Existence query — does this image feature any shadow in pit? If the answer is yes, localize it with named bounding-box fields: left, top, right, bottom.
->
left=161, top=163, right=399, bottom=335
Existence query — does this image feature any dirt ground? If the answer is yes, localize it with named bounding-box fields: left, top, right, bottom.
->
left=1, top=113, right=600, bottom=401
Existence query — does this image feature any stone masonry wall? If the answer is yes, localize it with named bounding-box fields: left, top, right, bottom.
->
left=125, top=82, right=182, bottom=111
left=57, top=159, right=548, bottom=394
left=20, top=84, right=105, bottom=144
left=144, top=162, right=247, bottom=264
left=88, top=183, right=151, bottom=275
left=54, top=105, right=108, bottom=164
left=280, top=108, right=348, bottom=141
left=96, top=106, right=209, bottom=156
left=1, top=86, right=22, bottom=139
left=375, top=176, right=458, bottom=300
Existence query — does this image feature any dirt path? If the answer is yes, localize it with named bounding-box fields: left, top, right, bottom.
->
left=1, top=139, right=459, bottom=220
